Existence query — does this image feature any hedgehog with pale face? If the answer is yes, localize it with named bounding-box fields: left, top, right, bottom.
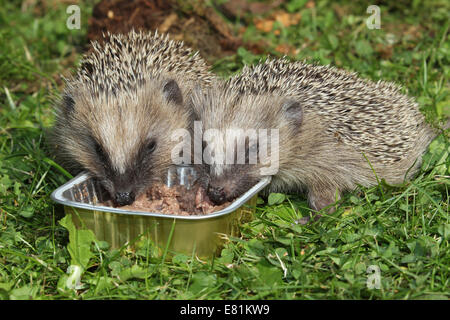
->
left=191, top=58, right=439, bottom=215
left=51, top=31, right=214, bottom=206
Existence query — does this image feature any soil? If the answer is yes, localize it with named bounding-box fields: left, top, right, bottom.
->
left=116, top=182, right=230, bottom=216
left=87, top=0, right=272, bottom=63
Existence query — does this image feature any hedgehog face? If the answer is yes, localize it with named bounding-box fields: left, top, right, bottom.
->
left=57, top=78, right=191, bottom=206
left=191, top=87, right=303, bottom=204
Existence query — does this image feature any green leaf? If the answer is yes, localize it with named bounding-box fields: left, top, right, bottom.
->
left=330, top=256, right=341, bottom=266
left=441, top=104, right=450, bottom=118
left=407, top=239, right=429, bottom=258
left=274, top=247, right=288, bottom=258
left=59, top=214, right=96, bottom=270
left=327, top=34, right=339, bottom=50
left=286, top=0, right=308, bottom=12
left=363, top=228, right=381, bottom=237
left=0, top=282, right=13, bottom=291
left=379, top=263, right=389, bottom=272
left=237, top=47, right=260, bottom=65
left=341, top=259, right=353, bottom=270
left=256, top=261, right=283, bottom=287
left=382, top=248, right=392, bottom=258
left=354, top=262, right=366, bottom=274
left=0, top=175, right=12, bottom=195
left=438, top=224, right=450, bottom=240
left=421, top=134, right=449, bottom=174
left=435, top=99, right=450, bottom=118
left=9, top=285, right=37, bottom=300
left=291, top=261, right=304, bottom=280
left=109, top=261, right=122, bottom=277
left=415, top=294, right=449, bottom=300
left=245, top=238, right=265, bottom=256
left=119, top=265, right=150, bottom=281
left=268, top=193, right=286, bottom=206
left=217, top=248, right=234, bottom=264
left=19, top=206, right=34, bottom=218
left=88, top=276, right=114, bottom=294
left=189, top=272, right=217, bottom=294
left=256, top=197, right=265, bottom=205
left=401, top=254, right=416, bottom=263
left=13, top=181, right=21, bottom=197
left=355, top=40, right=373, bottom=57
left=349, top=196, right=360, bottom=204
left=172, top=253, right=189, bottom=265
left=317, top=247, right=337, bottom=255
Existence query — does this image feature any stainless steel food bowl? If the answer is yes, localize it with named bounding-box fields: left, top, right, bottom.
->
left=51, top=168, right=271, bottom=258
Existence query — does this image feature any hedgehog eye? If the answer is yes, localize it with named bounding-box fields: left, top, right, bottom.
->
left=246, top=144, right=258, bottom=164
left=249, top=144, right=258, bottom=153
left=147, top=139, right=157, bottom=153
left=94, top=142, right=109, bottom=167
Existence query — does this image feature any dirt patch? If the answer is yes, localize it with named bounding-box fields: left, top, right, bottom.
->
left=217, top=0, right=284, bottom=19
left=87, top=0, right=271, bottom=63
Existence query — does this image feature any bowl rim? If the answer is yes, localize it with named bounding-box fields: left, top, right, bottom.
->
left=51, top=172, right=272, bottom=220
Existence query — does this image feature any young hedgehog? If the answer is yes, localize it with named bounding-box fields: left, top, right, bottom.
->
left=190, top=58, right=439, bottom=217
left=51, top=30, right=214, bottom=206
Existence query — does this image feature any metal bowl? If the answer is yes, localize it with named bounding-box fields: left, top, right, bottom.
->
left=51, top=168, right=271, bottom=258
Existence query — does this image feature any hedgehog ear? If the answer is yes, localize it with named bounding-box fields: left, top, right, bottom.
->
left=282, top=100, right=303, bottom=127
left=62, top=94, right=75, bottom=114
left=188, top=84, right=203, bottom=120
left=163, top=79, right=183, bottom=105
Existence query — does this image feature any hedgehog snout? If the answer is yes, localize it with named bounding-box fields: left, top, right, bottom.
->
left=206, top=167, right=257, bottom=204
left=114, top=191, right=135, bottom=206
left=207, top=185, right=227, bottom=205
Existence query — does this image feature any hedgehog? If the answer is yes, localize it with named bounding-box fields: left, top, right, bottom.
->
left=189, top=58, right=441, bottom=218
left=51, top=30, right=214, bottom=206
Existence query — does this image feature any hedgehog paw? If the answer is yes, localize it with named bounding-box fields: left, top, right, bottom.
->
left=308, top=189, right=341, bottom=213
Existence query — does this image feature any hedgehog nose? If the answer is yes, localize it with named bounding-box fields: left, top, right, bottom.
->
left=114, top=191, right=135, bottom=206
left=207, top=185, right=227, bottom=205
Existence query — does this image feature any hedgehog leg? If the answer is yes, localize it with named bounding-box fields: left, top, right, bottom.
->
left=308, top=187, right=341, bottom=212
left=296, top=187, right=341, bottom=225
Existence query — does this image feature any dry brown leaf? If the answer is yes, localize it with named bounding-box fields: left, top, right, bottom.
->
left=159, top=12, right=177, bottom=33
left=274, top=11, right=301, bottom=27
left=254, top=18, right=274, bottom=32
left=332, top=4, right=348, bottom=19
left=290, top=12, right=302, bottom=25
left=375, top=43, right=393, bottom=60
left=275, top=43, right=299, bottom=55
left=274, top=11, right=290, bottom=27
left=255, top=10, right=301, bottom=33
left=204, top=7, right=234, bottom=39
left=247, top=0, right=284, bottom=14
left=219, top=0, right=284, bottom=17
left=238, top=25, right=247, bottom=36
left=306, top=1, right=315, bottom=9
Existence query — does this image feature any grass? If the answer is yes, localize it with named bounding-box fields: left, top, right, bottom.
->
left=0, top=0, right=449, bottom=300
